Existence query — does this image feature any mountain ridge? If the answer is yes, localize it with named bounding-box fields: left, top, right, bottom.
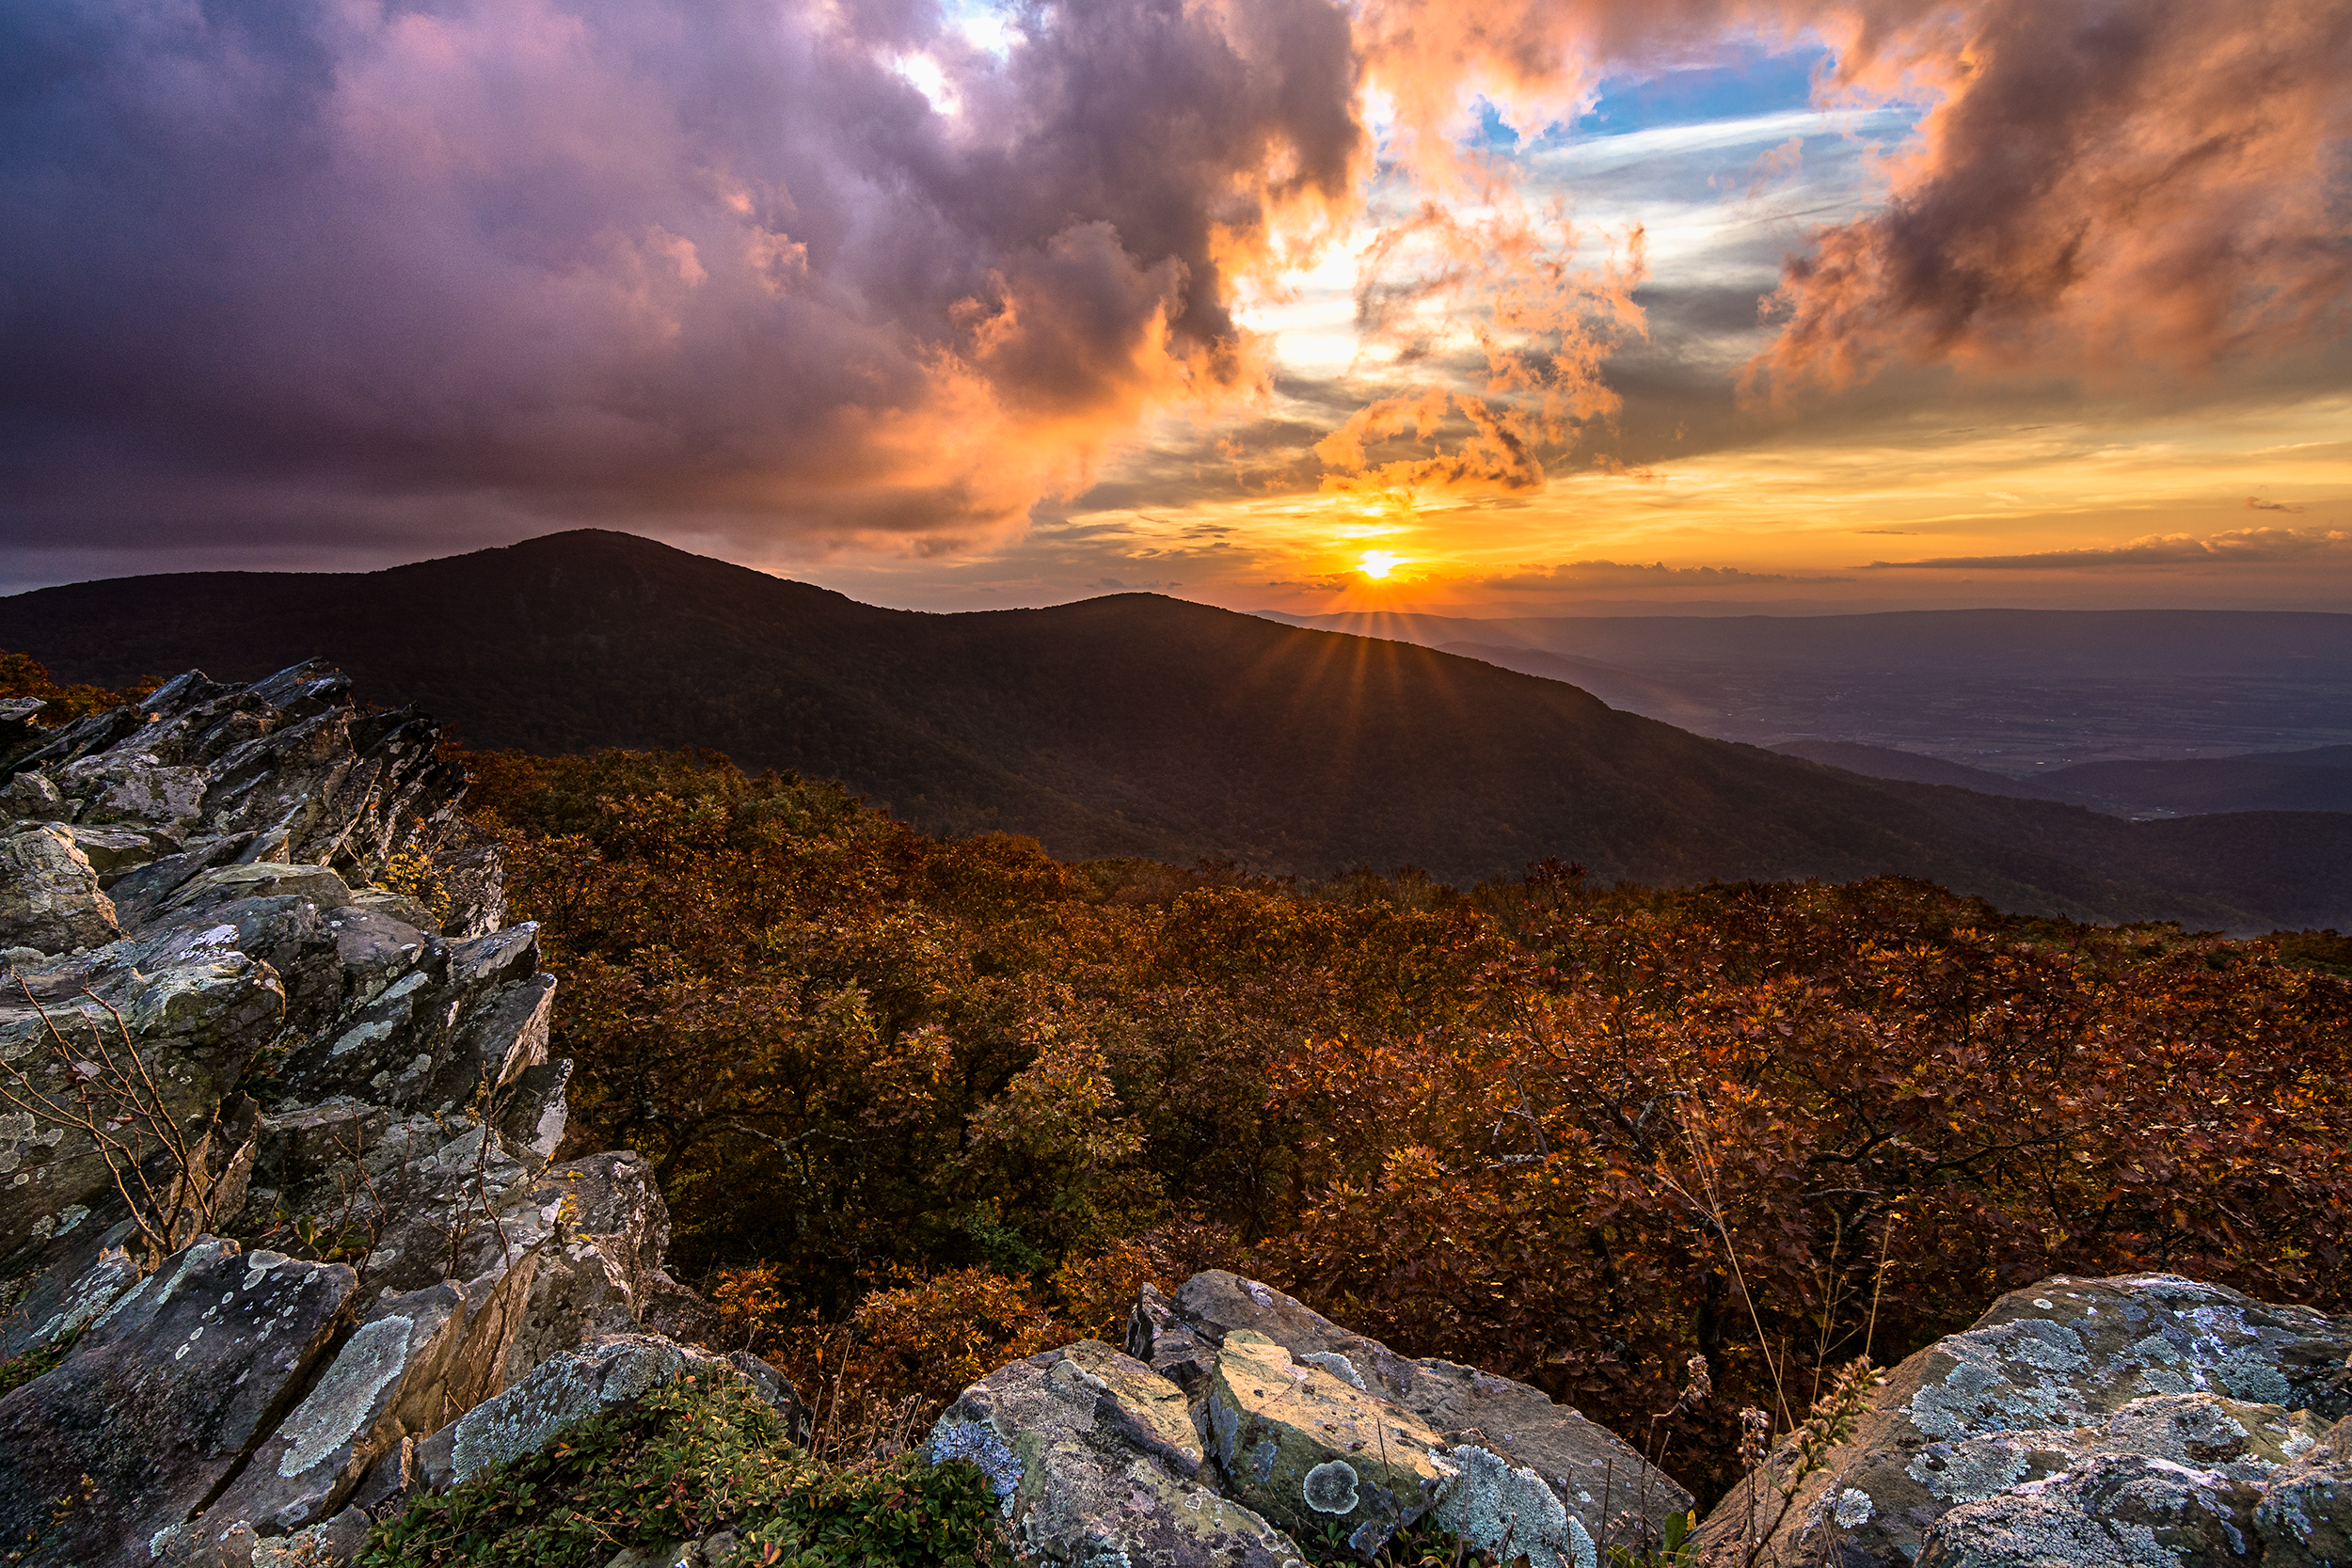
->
left=6, top=528, right=2348, bottom=931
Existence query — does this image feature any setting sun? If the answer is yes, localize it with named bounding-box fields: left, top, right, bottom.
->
left=1359, top=551, right=1404, bottom=579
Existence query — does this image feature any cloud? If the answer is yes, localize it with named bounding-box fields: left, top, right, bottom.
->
left=2246, top=497, right=2309, bottom=514
left=1870, top=525, right=2352, bottom=569
left=1, top=0, right=2345, bottom=573
left=1746, top=0, right=2352, bottom=399
left=0, top=0, right=1360, bottom=554
left=1477, top=559, right=1851, bottom=588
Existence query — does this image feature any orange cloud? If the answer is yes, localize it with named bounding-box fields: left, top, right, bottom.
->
left=1871, top=525, right=2352, bottom=570
left=1746, top=0, right=2352, bottom=400
left=1314, top=202, right=1648, bottom=496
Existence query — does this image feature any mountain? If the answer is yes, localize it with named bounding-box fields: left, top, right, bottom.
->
left=1275, top=608, right=2352, bottom=774
left=1767, top=739, right=2046, bottom=796
left=2038, top=747, right=2352, bottom=817
left=1770, top=738, right=2352, bottom=818
left=6, top=529, right=2349, bottom=931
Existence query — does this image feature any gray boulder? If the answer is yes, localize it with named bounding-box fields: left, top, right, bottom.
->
left=186, top=1282, right=472, bottom=1544
left=417, top=1331, right=735, bottom=1489
left=1131, top=1270, right=1692, bottom=1553
left=928, top=1337, right=1307, bottom=1567
left=1692, top=1273, right=2352, bottom=1568
left=2257, top=1412, right=2352, bottom=1567
left=5, top=661, right=469, bottom=905
left=1205, top=1325, right=1456, bottom=1551
left=0, top=1238, right=142, bottom=1358
left=0, top=822, right=119, bottom=951
left=0, top=662, right=739, bottom=1562
left=0, top=1238, right=356, bottom=1568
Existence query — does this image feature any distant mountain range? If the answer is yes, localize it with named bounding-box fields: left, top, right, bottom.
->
left=1769, top=738, right=2352, bottom=817
left=5, top=530, right=2348, bottom=932
left=1279, top=608, right=2352, bottom=774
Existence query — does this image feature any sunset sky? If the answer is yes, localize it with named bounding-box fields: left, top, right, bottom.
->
left=3, top=0, right=2347, bottom=616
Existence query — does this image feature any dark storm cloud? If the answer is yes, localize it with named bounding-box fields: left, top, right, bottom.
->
left=0, top=0, right=1359, bottom=556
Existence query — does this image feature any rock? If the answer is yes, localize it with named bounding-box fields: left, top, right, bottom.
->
left=0, top=1241, right=141, bottom=1358
left=347, top=886, right=442, bottom=937
left=2, top=767, right=71, bottom=822
left=1430, top=1445, right=1601, bottom=1568
left=163, top=861, right=358, bottom=922
left=0, top=1238, right=356, bottom=1568
left=2257, top=1414, right=2352, bottom=1567
left=927, top=1338, right=1306, bottom=1567
left=190, top=1282, right=471, bottom=1542
left=257, top=1506, right=372, bottom=1566
left=59, top=750, right=208, bottom=832
left=1206, top=1327, right=1456, bottom=1550
left=0, top=822, right=119, bottom=951
left=271, top=922, right=554, bottom=1118
left=1692, top=1273, right=2352, bottom=1568
left=1, top=936, right=286, bottom=1271
left=0, top=698, right=48, bottom=755
left=420, top=1332, right=732, bottom=1489
left=498, top=1057, right=573, bottom=1164
left=5, top=660, right=472, bottom=916
left=60, top=821, right=169, bottom=884
left=501, top=1149, right=693, bottom=1386
left=723, top=1350, right=813, bottom=1439
left=0, top=663, right=737, bottom=1560
left=1912, top=1446, right=2267, bottom=1568
left=1133, top=1271, right=1692, bottom=1550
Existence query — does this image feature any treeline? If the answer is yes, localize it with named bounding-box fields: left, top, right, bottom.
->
left=464, top=748, right=2352, bottom=1497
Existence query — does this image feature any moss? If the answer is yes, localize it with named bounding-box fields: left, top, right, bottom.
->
left=0, top=1324, right=83, bottom=1399
left=360, top=1372, right=1006, bottom=1568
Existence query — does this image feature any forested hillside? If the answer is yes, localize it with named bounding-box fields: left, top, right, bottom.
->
left=6, top=531, right=2352, bottom=930
left=459, top=745, right=2352, bottom=1497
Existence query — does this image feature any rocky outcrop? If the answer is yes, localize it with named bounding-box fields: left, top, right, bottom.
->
left=0, top=664, right=718, bottom=1566
left=927, top=1268, right=1691, bottom=1566
left=930, top=1337, right=1307, bottom=1568
left=0, top=1239, right=357, bottom=1567
left=1692, top=1273, right=2352, bottom=1568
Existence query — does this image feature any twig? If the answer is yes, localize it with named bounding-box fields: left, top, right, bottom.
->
left=1863, top=1212, right=1901, bottom=1364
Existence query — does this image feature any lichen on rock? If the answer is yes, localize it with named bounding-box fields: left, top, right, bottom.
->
left=1692, top=1275, right=2352, bottom=1568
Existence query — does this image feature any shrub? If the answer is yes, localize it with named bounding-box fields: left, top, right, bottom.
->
left=358, top=1372, right=1003, bottom=1568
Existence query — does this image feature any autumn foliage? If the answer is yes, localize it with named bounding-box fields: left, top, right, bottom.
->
left=464, top=749, right=2352, bottom=1496
left=0, top=651, right=155, bottom=726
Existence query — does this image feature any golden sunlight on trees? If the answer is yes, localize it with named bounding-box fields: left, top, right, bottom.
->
left=465, top=747, right=2352, bottom=1497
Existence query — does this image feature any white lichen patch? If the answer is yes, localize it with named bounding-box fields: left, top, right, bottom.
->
left=1432, top=1445, right=1580, bottom=1568
left=1908, top=1437, right=2037, bottom=1503
left=275, top=1314, right=414, bottom=1477
left=928, top=1414, right=1024, bottom=1512
left=1301, top=1460, right=1359, bottom=1513
left=1298, top=1351, right=1365, bottom=1390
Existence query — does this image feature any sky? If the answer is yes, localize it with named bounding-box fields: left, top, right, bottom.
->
left=2, top=0, right=2348, bottom=617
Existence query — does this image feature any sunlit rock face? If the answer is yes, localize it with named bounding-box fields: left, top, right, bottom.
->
left=914, top=1269, right=1687, bottom=1567
left=1691, top=1274, right=2352, bottom=1568
left=928, top=1336, right=1305, bottom=1568
left=1125, top=1268, right=1692, bottom=1561
left=0, top=664, right=717, bottom=1567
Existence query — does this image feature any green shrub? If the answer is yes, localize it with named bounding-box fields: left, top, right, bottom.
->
left=359, top=1373, right=1004, bottom=1568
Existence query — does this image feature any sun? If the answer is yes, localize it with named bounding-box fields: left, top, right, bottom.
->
left=1359, top=551, right=1404, bottom=579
